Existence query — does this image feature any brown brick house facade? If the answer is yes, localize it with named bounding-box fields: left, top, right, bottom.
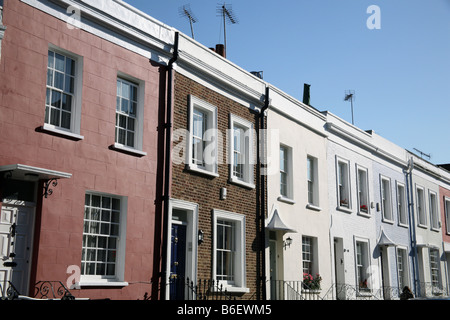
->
left=169, top=72, right=264, bottom=299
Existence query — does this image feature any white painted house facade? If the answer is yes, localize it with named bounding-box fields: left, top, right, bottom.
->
left=264, top=86, right=332, bottom=299
left=324, top=112, right=417, bottom=299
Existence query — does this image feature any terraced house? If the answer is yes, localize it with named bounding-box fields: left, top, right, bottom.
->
left=1, top=0, right=450, bottom=302
left=0, top=0, right=173, bottom=299
left=163, top=32, right=267, bottom=300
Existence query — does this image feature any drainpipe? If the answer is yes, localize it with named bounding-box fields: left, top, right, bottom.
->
left=258, top=86, right=269, bottom=300
left=404, top=157, right=420, bottom=296
left=161, top=31, right=179, bottom=300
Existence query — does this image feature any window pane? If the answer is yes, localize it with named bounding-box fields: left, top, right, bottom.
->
left=126, top=131, right=135, bottom=147
left=44, top=106, right=50, bottom=124
left=61, top=111, right=71, bottom=129
left=48, top=51, right=54, bottom=69
left=122, top=82, right=130, bottom=99
left=50, top=109, right=60, bottom=126
left=51, top=90, right=61, bottom=108
left=121, top=99, right=129, bottom=114
left=54, top=71, right=64, bottom=90
left=65, top=57, right=75, bottom=76
left=62, top=94, right=72, bottom=111
left=54, top=53, right=65, bottom=72
left=65, top=75, right=74, bottom=93
left=47, top=69, right=54, bottom=87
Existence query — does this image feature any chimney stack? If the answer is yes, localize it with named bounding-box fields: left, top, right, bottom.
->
left=303, top=83, right=311, bottom=106
left=215, top=44, right=226, bottom=58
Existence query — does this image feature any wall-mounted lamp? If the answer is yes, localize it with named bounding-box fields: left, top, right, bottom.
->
left=198, top=229, right=204, bottom=245
left=283, top=237, right=293, bottom=250
left=220, top=187, right=227, bottom=200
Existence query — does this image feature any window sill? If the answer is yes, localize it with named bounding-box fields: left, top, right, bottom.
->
left=229, top=177, right=255, bottom=189
left=336, top=206, right=352, bottom=214
left=357, top=211, right=371, bottom=218
left=214, top=285, right=249, bottom=294
left=40, top=124, right=84, bottom=140
left=73, top=280, right=129, bottom=289
left=398, top=222, right=409, bottom=228
left=110, top=143, right=147, bottom=157
left=186, top=164, right=219, bottom=178
left=382, top=218, right=394, bottom=224
left=278, top=196, right=295, bottom=205
left=306, top=204, right=322, bottom=212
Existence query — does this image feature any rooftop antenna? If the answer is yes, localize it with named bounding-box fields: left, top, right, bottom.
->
left=413, top=148, right=431, bottom=160
left=179, top=4, right=197, bottom=39
left=217, top=2, right=238, bottom=57
left=344, top=90, right=355, bottom=125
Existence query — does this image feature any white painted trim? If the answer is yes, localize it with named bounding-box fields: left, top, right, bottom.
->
left=212, top=209, right=248, bottom=293
left=186, top=95, right=219, bottom=176
left=166, top=198, right=199, bottom=300
left=228, top=114, right=255, bottom=189
left=0, top=164, right=72, bottom=180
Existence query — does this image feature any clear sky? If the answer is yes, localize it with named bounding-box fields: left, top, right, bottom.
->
left=125, top=0, right=450, bottom=165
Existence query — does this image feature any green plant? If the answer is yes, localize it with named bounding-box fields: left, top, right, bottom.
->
left=303, top=273, right=322, bottom=290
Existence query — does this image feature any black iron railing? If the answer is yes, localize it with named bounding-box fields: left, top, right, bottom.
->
left=0, top=281, right=21, bottom=300
left=168, top=277, right=237, bottom=300
left=33, top=281, right=75, bottom=300
left=267, top=280, right=322, bottom=300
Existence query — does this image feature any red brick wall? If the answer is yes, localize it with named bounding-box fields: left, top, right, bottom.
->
left=0, top=0, right=165, bottom=299
left=172, top=73, right=262, bottom=299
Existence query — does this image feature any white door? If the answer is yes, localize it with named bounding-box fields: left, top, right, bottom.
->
left=0, top=205, right=34, bottom=296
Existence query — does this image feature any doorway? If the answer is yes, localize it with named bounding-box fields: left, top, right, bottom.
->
left=0, top=202, right=35, bottom=297
left=166, top=199, right=198, bottom=300
left=170, top=223, right=187, bottom=300
left=333, top=237, right=345, bottom=299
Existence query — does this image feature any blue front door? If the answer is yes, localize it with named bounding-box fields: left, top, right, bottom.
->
left=170, top=224, right=186, bottom=300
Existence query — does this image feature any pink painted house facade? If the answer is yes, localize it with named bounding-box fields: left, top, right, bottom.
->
left=0, top=0, right=174, bottom=299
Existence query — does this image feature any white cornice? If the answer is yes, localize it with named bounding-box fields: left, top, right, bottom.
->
left=176, top=33, right=267, bottom=110
left=325, top=121, right=407, bottom=167
left=20, top=0, right=174, bottom=64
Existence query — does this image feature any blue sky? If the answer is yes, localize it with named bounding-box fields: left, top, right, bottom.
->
left=125, top=0, right=450, bottom=165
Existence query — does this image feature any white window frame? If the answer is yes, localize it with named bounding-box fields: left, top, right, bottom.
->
left=186, top=95, right=218, bottom=177
left=356, top=165, right=370, bottom=216
left=302, top=236, right=315, bottom=276
left=396, top=246, right=410, bottom=290
left=78, top=192, right=128, bottom=287
left=306, top=156, right=320, bottom=210
left=336, top=157, right=351, bottom=211
left=43, top=45, right=84, bottom=140
left=380, top=175, right=393, bottom=223
left=416, top=185, right=427, bottom=227
left=113, top=73, right=146, bottom=156
left=354, top=238, right=371, bottom=293
left=278, top=144, right=294, bottom=204
left=396, top=182, right=408, bottom=227
left=429, top=248, right=441, bottom=290
left=228, top=114, right=255, bottom=189
left=429, top=191, right=439, bottom=231
left=445, top=197, right=450, bottom=235
left=212, top=209, right=248, bottom=293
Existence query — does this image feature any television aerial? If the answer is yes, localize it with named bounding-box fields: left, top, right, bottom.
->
left=179, top=4, right=198, bottom=39
left=413, top=148, right=431, bottom=160
left=217, top=2, right=238, bottom=57
left=344, top=90, right=355, bottom=125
